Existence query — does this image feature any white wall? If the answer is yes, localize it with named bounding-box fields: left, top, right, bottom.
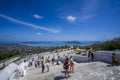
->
left=0, top=63, right=19, bottom=80
left=94, top=51, right=120, bottom=63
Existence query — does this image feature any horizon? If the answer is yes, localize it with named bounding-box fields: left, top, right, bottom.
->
left=0, top=40, right=103, bottom=47
left=0, top=0, right=120, bottom=41
left=0, top=40, right=104, bottom=42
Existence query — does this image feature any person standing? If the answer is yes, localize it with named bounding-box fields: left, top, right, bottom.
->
left=41, top=56, right=45, bottom=73
left=88, top=51, right=94, bottom=62
left=70, top=56, right=74, bottom=73
left=19, top=60, right=27, bottom=76
left=112, top=53, right=120, bottom=66
left=46, top=56, right=50, bottom=72
left=91, top=52, right=94, bottom=62
left=41, top=61, right=45, bottom=73
left=64, top=58, right=70, bottom=79
left=37, top=60, right=40, bottom=67
left=52, top=57, right=56, bottom=64
left=88, top=51, right=91, bottom=62
left=35, top=60, right=38, bottom=68
left=56, top=55, right=60, bottom=65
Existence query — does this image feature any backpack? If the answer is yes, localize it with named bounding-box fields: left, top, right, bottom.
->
left=63, top=62, right=66, bottom=69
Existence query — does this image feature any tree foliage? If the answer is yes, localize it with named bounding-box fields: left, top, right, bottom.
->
left=0, top=49, right=20, bottom=60
left=91, top=37, right=120, bottom=50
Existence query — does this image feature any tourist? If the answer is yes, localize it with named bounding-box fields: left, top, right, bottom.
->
left=91, top=52, right=94, bottom=62
left=46, top=56, right=50, bottom=72
left=41, top=56, right=45, bottom=73
left=56, top=55, right=60, bottom=65
left=35, top=60, right=38, bottom=68
left=88, top=51, right=94, bottom=62
left=41, top=56, right=44, bottom=62
left=88, top=51, right=91, bottom=62
left=37, top=60, right=40, bottom=67
left=70, top=56, right=74, bottom=73
left=20, top=60, right=27, bottom=77
left=29, top=62, right=32, bottom=67
left=38, top=55, right=41, bottom=60
left=52, top=57, right=56, bottom=64
left=41, top=61, right=45, bottom=73
left=112, top=53, right=120, bottom=66
left=64, top=58, right=70, bottom=79
left=32, top=57, right=34, bottom=66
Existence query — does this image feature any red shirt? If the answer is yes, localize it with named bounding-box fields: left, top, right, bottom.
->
left=65, top=60, right=69, bottom=69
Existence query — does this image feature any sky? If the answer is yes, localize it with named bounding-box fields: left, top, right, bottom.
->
left=0, top=0, right=120, bottom=41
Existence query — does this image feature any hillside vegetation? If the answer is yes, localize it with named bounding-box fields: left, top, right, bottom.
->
left=91, top=37, right=120, bottom=51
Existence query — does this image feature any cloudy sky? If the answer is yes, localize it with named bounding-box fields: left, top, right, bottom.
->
left=0, top=0, right=120, bottom=41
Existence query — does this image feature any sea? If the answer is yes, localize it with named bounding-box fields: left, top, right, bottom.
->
left=0, top=41, right=103, bottom=47
left=19, top=41, right=102, bottom=47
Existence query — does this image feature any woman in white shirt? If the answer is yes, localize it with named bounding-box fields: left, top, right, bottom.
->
left=69, top=56, right=74, bottom=73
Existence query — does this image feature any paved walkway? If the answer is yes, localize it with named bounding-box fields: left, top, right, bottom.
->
left=18, top=62, right=120, bottom=80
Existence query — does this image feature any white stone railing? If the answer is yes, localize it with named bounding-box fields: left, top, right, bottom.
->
left=0, top=63, right=19, bottom=80
left=0, top=56, right=20, bottom=69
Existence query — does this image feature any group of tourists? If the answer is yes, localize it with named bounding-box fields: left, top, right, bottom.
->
left=29, top=53, right=62, bottom=73
left=34, top=56, right=51, bottom=73
left=23, top=51, right=119, bottom=79
left=29, top=53, right=76, bottom=79
left=63, top=55, right=75, bottom=79
left=27, top=53, right=75, bottom=78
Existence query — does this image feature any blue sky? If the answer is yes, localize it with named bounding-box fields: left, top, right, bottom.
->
left=0, top=0, right=120, bottom=41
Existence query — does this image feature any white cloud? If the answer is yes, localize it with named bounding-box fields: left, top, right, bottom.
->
left=67, top=16, right=76, bottom=22
left=37, top=32, right=42, bottom=36
left=0, top=13, right=60, bottom=33
left=33, top=14, right=43, bottom=19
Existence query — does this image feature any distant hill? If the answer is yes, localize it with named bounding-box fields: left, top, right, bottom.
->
left=63, top=41, right=81, bottom=44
